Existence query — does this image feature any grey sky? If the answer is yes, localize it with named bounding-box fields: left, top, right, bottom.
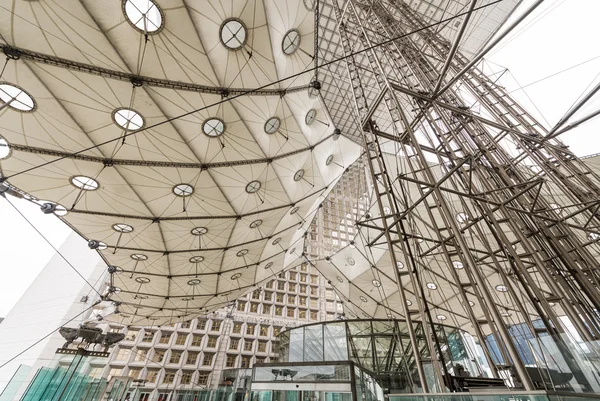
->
left=1, top=0, right=599, bottom=318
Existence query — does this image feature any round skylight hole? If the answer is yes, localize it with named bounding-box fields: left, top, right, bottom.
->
left=325, top=155, right=334, bottom=166
left=496, top=285, right=508, bottom=292
left=264, top=117, right=280, bottom=134
left=588, top=233, right=600, bottom=241
left=246, top=180, right=261, bottom=194
left=437, top=315, right=447, bottom=321
left=468, top=301, right=475, bottom=307
left=131, top=254, right=148, bottom=261
left=348, top=258, right=355, bottom=266
left=0, top=83, right=36, bottom=112
left=264, top=262, right=274, bottom=270
left=359, top=296, right=368, bottom=303
left=372, top=279, right=381, bottom=287
left=250, top=219, right=262, bottom=228
left=188, top=279, right=201, bottom=286
left=549, top=203, right=562, bottom=215
left=406, top=300, right=413, bottom=306
left=173, top=183, right=194, bottom=197
left=113, top=223, right=134, bottom=233
left=189, top=256, right=204, bottom=263
left=337, top=276, right=344, bottom=283
left=113, top=108, right=144, bottom=131
left=272, top=237, right=282, bottom=246
left=426, top=282, right=437, bottom=290
left=220, top=19, right=246, bottom=50
left=501, top=311, right=512, bottom=317
left=453, top=261, right=464, bottom=269
left=70, top=176, right=99, bottom=191
left=397, top=262, right=405, bottom=270
left=135, top=277, right=151, bottom=284
left=236, top=249, right=249, bottom=257
left=124, top=0, right=164, bottom=33
left=290, top=206, right=300, bottom=215
left=202, top=118, right=225, bottom=137
left=97, top=242, right=108, bottom=250
left=305, top=109, right=317, bottom=125
left=289, top=247, right=296, bottom=254
left=294, top=169, right=305, bottom=182
left=231, top=273, right=242, bottom=280
left=191, top=227, right=208, bottom=236
left=282, top=29, right=301, bottom=55
left=383, top=206, right=391, bottom=215
left=0, top=137, right=9, bottom=159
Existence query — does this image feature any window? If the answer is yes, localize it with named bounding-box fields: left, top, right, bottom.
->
left=163, top=371, right=176, bottom=384
left=288, top=295, right=296, bottom=305
left=246, top=324, right=256, bottom=336
left=241, top=356, right=251, bottom=369
left=191, top=335, right=203, bottom=347
left=310, top=299, right=318, bottom=308
left=175, top=334, right=187, bottom=345
left=128, top=368, right=141, bottom=379
left=299, top=297, right=307, bottom=306
left=142, top=332, right=154, bottom=343
left=289, top=283, right=297, bottom=292
left=289, top=272, right=297, bottom=281
left=244, top=340, right=253, bottom=351
left=300, top=274, right=307, bottom=282
left=135, top=349, right=148, bottom=362
left=252, top=290, right=260, bottom=300
left=207, top=337, right=217, bottom=348
left=158, top=332, right=172, bottom=344
left=169, top=351, right=182, bottom=364
left=287, top=308, right=295, bottom=318
left=277, top=282, right=285, bottom=291
left=211, top=320, right=221, bottom=332
left=226, top=355, right=237, bottom=368
left=181, top=372, right=193, bottom=385
left=273, top=326, right=282, bottom=336
left=197, top=373, right=209, bottom=385
left=263, top=291, right=273, bottom=302
left=232, top=323, right=242, bottom=334
left=180, top=321, right=191, bottom=329
left=197, top=320, right=207, bottom=330
left=310, top=311, right=318, bottom=320
left=326, top=301, right=334, bottom=311
left=109, top=368, right=122, bottom=378
left=263, top=305, right=272, bottom=315
left=116, top=348, right=131, bottom=361
left=203, top=353, right=214, bottom=366
left=275, top=307, right=283, bottom=316
left=237, top=301, right=246, bottom=312
left=310, top=287, right=318, bottom=296
left=146, top=370, right=159, bottom=383
left=186, top=352, right=198, bottom=365
left=257, top=342, right=267, bottom=353
left=266, top=280, right=274, bottom=289
left=310, top=275, right=318, bottom=284
left=125, top=330, right=138, bottom=341
left=229, top=339, right=239, bottom=350
left=250, top=303, right=259, bottom=313
left=259, top=325, right=269, bottom=336
left=153, top=351, right=165, bottom=363
left=300, top=285, right=307, bottom=293
left=299, top=310, right=307, bottom=319
left=300, top=264, right=308, bottom=272
left=276, top=294, right=284, bottom=303
left=326, top=289, right=334, bottom=298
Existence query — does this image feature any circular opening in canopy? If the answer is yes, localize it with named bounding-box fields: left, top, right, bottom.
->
left=282, top=29, right=301, bottom=55
left=236, top=249, right=249, bottom=257
left=0, top=83, right=36, bottom=112
left=189, top=256, right=204, bottom=263
left=453, top=261, right=464, bottom=269
left=437, top=315, right=447, bottom=321
left=124, top=0, right=163, bottom=33
left=290, top=206, right=300, bottom=215
left=589, top=233, right=600, bottom=241
left=250, top=219, right=262, bottom=228
left=294, top=169, right=305, bottom=182
left=264, top=262, right=273, bottom=269
left=305, top=109, right=317, bottom=125
left=135, top=277, right=151, bottom=284
left=303, top=0, right=317, bottom=11
left=113, top=223, right=134, bottom=233
left=272, top=237, right=281, bottom=245
left=264, top=117, right=280, bottom=134
left=359, top=296, right=368, bottom=303
left=426, top=282, right=437, bottom=290
left=0, top=136, right=10, bottom=159
left=188, top=279, right=201, bottom=286
left=325, top=155, right=334, bottom=166
left=372, top=279, right=381, bottom=287
left=70, top=176, right=99, bottom=191
left=231, top=273, right=242, bottom=280
left=496, top=285, right=508, bottom=292
left=397, top=262, right=404, bottom=270
left=131, top=254, right=148, bottom=261
left=337, top=276, right=344, bottom=283
left=348, top=258, right=355, bottom=266
left=173, top=183, right=194, bottom=197
left=220, top=19, right=246, bottom=50
left=202, top=118, right=225, bottom=137
left=191, top=227, right=208, bottom=236
left=113, top=108, right=144, bottom=131
left=246, top=180, right=261, bottom=194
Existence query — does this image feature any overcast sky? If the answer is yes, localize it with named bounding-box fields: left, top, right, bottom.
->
left=1, top=0, right=599, bottom=318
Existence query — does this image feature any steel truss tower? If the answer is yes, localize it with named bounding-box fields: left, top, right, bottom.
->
left=319, top=0, right=600, bottom=393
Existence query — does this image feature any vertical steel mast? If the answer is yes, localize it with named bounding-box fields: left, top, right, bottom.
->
left=319, top=0, right=600, bottom=392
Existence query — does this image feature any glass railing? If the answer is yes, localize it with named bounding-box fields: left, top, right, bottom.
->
left=253, top=364, right=351, bottom=382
